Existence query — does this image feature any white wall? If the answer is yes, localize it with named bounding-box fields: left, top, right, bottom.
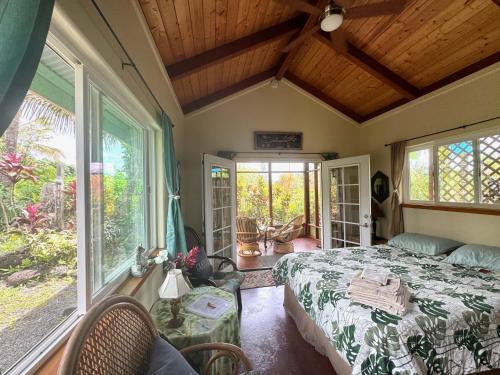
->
left=182, top=80, right=362, bottom=234
left=360, top=63, right=500, bottom=246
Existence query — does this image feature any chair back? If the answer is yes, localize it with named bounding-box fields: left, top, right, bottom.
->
left=274, top=215, right=304, bottom=243
left=58, top=295, right=158, bottom=375
left=185, top=225, right=202, bottom=250
left=236, top=216, right=259, bottom=243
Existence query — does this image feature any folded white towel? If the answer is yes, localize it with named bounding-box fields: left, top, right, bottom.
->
left=360, top=268, right=389, bottom=286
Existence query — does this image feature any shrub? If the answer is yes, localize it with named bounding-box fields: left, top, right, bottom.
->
left=28, top=230, right=77, bottom=270
left=0, top=232, right=27, bottom=255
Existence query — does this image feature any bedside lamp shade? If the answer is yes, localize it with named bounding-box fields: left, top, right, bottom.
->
left=158, top=269, right=191, bottom=299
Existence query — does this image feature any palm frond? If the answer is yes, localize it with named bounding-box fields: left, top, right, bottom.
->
left=19, top=91, right=75, bottom=135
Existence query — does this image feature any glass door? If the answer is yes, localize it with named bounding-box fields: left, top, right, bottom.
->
left=321, top=155, right=371, bottom=248
left=203, top=155, right=237, bottom=260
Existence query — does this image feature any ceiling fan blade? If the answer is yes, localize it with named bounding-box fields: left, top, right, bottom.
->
left=282, top=25, right=321, bottom=53
left=344, top=0, right=407, bottom=19
left=329, top=29, right=348, bottom=54
left=276, top=0, right=322, bottom=16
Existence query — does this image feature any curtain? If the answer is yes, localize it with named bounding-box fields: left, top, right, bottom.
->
left=389, top=141, right=406, bottom=237
left=163, top=113, right=187, bottom=258
left=0, top=0, right=55, bottom=137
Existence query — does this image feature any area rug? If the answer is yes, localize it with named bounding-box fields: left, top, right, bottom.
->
left=241, top=270, right=276, bottom=290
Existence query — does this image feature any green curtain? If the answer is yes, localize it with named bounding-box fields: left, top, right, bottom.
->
left=0, top=0, right=55, bottom=137
left=163, top=113, right=187, bottom=258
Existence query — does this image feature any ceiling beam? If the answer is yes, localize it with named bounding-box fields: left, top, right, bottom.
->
left=313, top=32, right=420, bottom=99
left=276, top=0, right=327, bottom=80
left=167, top=16, right=304, bottom=80
left=182, top=69, right=276, bottom=114
left=361, top=51, right=500, bottom=122
left=285, top=72, right=364, bottom=123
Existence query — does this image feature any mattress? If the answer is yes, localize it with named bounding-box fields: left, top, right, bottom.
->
left=272, top=245, right=500, bottom=374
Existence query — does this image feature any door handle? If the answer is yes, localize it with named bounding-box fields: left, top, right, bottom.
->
left=358, top=223, right=369, bottom=228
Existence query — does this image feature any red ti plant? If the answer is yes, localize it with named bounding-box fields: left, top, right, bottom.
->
left=14, top=203, right=52, bottom=233
left=0, top=152, right=37, bottom=185
left=65, top=179, right=77, bottom=210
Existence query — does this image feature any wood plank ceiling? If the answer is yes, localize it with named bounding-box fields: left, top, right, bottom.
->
left=139, top=0, right=500, bottom=121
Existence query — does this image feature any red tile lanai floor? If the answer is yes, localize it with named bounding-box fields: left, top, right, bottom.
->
left=237, top=237, right=320, bottom=270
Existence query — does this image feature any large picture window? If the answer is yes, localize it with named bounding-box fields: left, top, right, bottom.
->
left=0, top=39, right=157, bottom=374
left=405, top=130, right=500, bottom=207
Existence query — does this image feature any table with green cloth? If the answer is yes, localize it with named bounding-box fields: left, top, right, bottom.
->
left=150, top=286, right=240, bottom=375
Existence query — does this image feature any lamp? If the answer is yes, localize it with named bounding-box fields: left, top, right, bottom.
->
left=158, top=269, right=191, bottom=328
left=319, top=4, right=344, bottom=32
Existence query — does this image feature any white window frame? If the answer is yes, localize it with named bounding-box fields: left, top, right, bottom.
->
left=8, top=30, right=160, bottom=375
left=404, top=126, right=500, bottom=209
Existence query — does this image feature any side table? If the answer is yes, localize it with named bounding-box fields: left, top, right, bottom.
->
left=150, top=286, right=240, bottom=374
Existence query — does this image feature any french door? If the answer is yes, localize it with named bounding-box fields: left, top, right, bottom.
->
left=203, top=154, right=237, bottom=260
left=321, top=155, right=371, bottom=248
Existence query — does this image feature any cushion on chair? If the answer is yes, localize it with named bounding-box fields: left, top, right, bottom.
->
left=147, top=336, right=198, bottom=375
left=212, top=271, right=245, bottom=294
left=190, top=247, right=213, bottom=280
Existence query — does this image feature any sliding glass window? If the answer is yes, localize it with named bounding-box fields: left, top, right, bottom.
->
left=89, top=84, right=149, bottom=294
left=0, top=40, right=156, bottom=374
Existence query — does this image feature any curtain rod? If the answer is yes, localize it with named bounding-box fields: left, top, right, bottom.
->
left=384, top=115, right=500, bottom=147
left=89, top=0, right=173, bottom=127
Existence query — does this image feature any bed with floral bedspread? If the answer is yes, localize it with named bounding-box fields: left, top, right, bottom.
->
left=272, top=245, right=500, bottom=374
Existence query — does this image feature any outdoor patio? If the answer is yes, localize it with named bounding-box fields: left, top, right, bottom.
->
left=237, top=237, right=320, bottom=270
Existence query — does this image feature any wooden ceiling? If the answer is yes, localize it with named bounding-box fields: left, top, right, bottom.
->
left=139, top=0, right=500, bottom=121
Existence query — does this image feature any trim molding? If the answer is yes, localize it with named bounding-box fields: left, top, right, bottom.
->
left=402, top=203, right=500, bottom=216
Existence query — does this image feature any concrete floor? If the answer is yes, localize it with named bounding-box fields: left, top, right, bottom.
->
left=240, top=285, right=335, bottom=374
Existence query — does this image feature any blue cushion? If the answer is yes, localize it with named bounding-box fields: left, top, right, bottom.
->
left=147, top=336, right=198, bottom=375
left=190, top=247, right=213, bottom=280
left=388, top=233, right=464, bottom=256
left=444, top=244, right=500, bottom=272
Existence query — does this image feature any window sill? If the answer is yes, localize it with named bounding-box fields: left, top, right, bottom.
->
left=402, top=203, right=500, bottom=216
left=34, top=253, right=161, bottom=375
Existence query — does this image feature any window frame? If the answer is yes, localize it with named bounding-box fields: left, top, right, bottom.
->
left=8, top=30, right=160, bottom=375
left=404, top=127, right=500, bottom=209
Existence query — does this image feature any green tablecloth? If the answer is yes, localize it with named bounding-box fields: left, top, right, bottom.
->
left=150, top=286, right=240, bottom=375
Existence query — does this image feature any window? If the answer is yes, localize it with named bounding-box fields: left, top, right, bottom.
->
left=0, top=40, right=157, bottom=374
left=407, top=148, right=433, bottom=201
left=90, top=85, right=149, bottom=294
left=405, top=130, right=500, bottom=207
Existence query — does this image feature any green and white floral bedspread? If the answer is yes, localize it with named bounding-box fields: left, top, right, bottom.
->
left=272, top=245, right=500, bottom=374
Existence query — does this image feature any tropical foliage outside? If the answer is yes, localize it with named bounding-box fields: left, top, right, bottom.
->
left=237, top=163, right=305, bottom=226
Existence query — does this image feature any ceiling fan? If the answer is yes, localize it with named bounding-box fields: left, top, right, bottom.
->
left=280, top=0, right=408, bottom=54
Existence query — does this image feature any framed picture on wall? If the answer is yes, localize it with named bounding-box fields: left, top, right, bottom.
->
left=254, top=131, right=303, bottom=150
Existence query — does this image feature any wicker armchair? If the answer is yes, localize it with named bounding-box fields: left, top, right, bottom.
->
left=58, top=295, right=253, bottom=375
left=236, top=216, right=263, bottom=257
left=267, top=215, right=304, bottom=254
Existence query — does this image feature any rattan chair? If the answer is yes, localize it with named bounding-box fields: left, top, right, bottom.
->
left=58, top=295, right=253, bottom=375
left=267, top=215, right=304, bottom=254
left=236, top=216, right=263, bottom=257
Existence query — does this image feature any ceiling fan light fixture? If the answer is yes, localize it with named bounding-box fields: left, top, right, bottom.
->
left=319, top=4, right=344, bottom=32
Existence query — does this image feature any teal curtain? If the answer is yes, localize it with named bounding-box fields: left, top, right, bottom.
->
left=0, top=0, right=55, bottom=136
left=163, top=113, right=187, bottom=258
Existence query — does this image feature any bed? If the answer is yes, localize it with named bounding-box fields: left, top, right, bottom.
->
left=272, top=245, right=500, bottom=374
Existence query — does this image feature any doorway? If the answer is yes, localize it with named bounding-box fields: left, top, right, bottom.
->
left=235, top=161, right=321, bottom=270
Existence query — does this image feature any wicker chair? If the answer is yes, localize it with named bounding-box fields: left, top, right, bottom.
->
left=58, top=295, right=253, bottom=375
left=236, top=217, right=263, bottom=257
left=267, top=215, right=304, bottom=254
